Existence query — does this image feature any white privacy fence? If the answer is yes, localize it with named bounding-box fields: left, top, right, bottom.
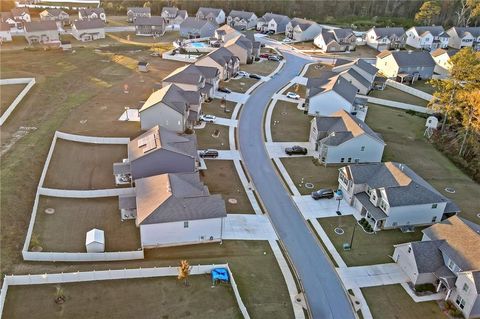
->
left=56, top=131, right=130, bottom=144
left=366, top=96, right=433, bottom=114
left=0, top=78, right=35, bottom=126
left=0, top=264, right=249, bottom=319
left=386, top=79, right=433, bottom=101
left=38, top=187, right=135, bottom=198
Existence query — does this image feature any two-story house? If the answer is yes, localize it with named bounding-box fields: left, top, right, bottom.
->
left=376, top=50, right=436, bottom=82
left=224, top=35, right=259, bottom=64
left=23, top=21, right=59, bottom=45
left=366, top=27, right=406, bottom=51
left=127, top=7, right=151, bottom=23
left=314, top=28, right=356, bottom=52
left=0, top=22, right=12, bottom=42
left=195, top=7, right=225, bottom=25
left=431, top=48, right=458, bottom=78
left=195, top=47, right=240, bottom=80
left=39, top=9, right=70, bottom=27
left=163, top=64, right=220, bottom=100
left=161, top=6, right=187, bottom=26
left=180, top=17, right=217, bottom=38
left=393, top=216, right=480, bottom=318
left=71, top=19, right=105, bottom=42
left=78, top=8, right=106, bottom=22
left=338, top=162, right=460, bottom=231
left=309, top=110, right=385, bottom=164
left=332, top=58, right=384, bottom=94
left=11, top=7, right=31, bottom=24
left=134, top=16, right=165, bottom=37
left=446, top=27, right=480, bottom=51
left=405, top=26, right=449, bottom=50
left=214, top=24, right=242, bottom=43
left=226, top=10, right=257, bottom=30
left=256, top=13, right=290, bottom=34
left=286, top=18, right=322, bottom=42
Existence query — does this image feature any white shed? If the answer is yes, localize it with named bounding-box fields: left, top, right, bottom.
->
left=85, top=228, right=105, bottom=253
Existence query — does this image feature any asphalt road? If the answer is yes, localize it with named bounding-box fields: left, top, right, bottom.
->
left=238, top=49, right=356, bottom=319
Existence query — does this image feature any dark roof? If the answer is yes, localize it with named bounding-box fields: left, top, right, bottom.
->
left=134, top=16, right=164, bottom=27
left=180, top=17, right=216, bottom=30
left=24, top=21, right=57, bottom=32
left=164, top=64, right=218, bottom=85
left=377, top=50, right=436, bottom=68
left=161, top=7, right=178, bottom=15
left=202, top=47, right=237, bottom=65
left=73, top=19, right=105, bottom=30
left=41, top=8, right=68, bottom=17
left=356, top=59, right=379, bottom=75
left=289, top=17, right=317, bottom=31
left=341, top=68, right=371, bottom=90
left=140, top=84, right=190, bottom=114
left=451, top=26, right=480, bottom=38
left=370, top=27, right=405, bottom=39
left=260, top=12, right=290, bottom=30
left=409, top=240, right=445, bottom=273
left=196, top=7, right=223, bottom=18
left=228, top=10, right=256, bottom=20
left=356, top=192, right=388, bottom=220
left=411, top=26, right=447, bottom=37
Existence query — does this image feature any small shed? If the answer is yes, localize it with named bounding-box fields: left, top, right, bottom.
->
left=138, top=61, right=149, bottom=72
left=85, top=228, right=105, bottom=253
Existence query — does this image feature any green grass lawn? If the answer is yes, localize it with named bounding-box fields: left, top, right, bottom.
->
left=195, top=124, right=230, bottom=150
left=241, top=60, right=278, bottom=76
left=362, top=285, right=446, bottom=319
left=271, top=100, right=312, bottom=142
left=365, top=104, right=480, bottom=223
left=280, top=157, right=340, bottom=195
left=369, top=87, right=429, bottom=106
left=318, top=216, right=424, bottom=266
left=410, top=80, right=435, bottom=94
left=202, top=99, right=236, bottom=118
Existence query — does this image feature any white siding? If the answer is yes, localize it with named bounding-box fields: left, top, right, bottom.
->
left=308, top=91, right=353, bottom=116
left=376, top=55, right=400, bottom=78
left=323, top=134, right=384, bottom=164
left=449, top=273, right=480, bottom=319
left=139, top=103, right=185, bottom=132
left=384, top=202, right=447, bottom=229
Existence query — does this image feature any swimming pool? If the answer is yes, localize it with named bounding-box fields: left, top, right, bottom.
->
left=190, top=42, right=208, bottom=48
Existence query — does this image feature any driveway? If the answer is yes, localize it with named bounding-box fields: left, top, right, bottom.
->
left=223, top=214, right=278, bottom=240
left=337, top=263, right=409, bottom=289
left=238, top=46, right=355, bottom=319
left=293, top=195, right=356, bottom=220
left=213, top=91, right=249, bottom=104
left=265, top=142, right=313, bottom=158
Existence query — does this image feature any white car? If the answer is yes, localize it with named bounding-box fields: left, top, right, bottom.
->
left=200, top=114, right=216, bottom=122
left=286, top=92, right=300, bottom=100
left=282, top=38, right=293, bottom=43
left=236, top=71, right=249, bottom=77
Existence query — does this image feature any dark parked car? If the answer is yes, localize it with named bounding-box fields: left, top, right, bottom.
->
left=218, top=87, right=231, bottom=93
left=249, top=74, right=261, bottom=80
left=285, top=145, right=308, bottom=155
left=311, top=189, right=335, bottom=200
left=199, top=149, right=219, bottom=158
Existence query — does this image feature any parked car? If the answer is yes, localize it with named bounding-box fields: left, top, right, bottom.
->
left=286, top=92, right=300, bottom=100
left=268, top=30, right=275, bottom=35
left=285, top=145, right=308, bottom=155
left=199, top=149, right=219, bottom=158
left=282, top=38, right=293, bottom=43
left=259, top=53, right=270, bottom=58
left=268, top=55, right=280, bottom=62
left=218, top=87, right=231, bottom=93
left=200, top=114, right=216, bottom=122
left=311, top=188, right=335, bottom=200
left=249, top=74, right=261, bottom=80
left=236, top=71, right=249, bottom=77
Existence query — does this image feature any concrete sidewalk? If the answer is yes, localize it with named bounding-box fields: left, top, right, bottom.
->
left=215, top=117, right=238, bottom=127
left=337, top=263, right=409, bottom=289
left=265, top=142, right=313, bottom=158
left=223, top=214, right=278, bottom=240
left=293, top=195, right=356, bottom=220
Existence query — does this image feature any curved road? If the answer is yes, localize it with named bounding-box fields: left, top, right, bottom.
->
left=238, top=49, right=356, bottom=319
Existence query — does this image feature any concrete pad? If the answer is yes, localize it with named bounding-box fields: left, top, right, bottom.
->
left=214, top=117, right=238, bottom=127
left=337, top=263, right=410, bottom=289
left=293, top=195, right=355, bottom=220
left=272, top=93, right=306, bottom=104
left=118, top=109, right=140, bottom=122
left=265, top=142, right=313, bottom=158
left=291, top=76, right=308, bottom=86
left=223, top=214, right=277, bottom=240
left=197, top=150, right=240, bottom=161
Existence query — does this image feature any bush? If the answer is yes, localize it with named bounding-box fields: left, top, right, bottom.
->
left=414, top=283, right=436, bottom=293
left=445, top=300, right=456, bottom=311
left=449, top=308, right=464, bottom=318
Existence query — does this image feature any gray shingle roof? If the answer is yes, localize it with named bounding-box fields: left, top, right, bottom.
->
left=341, top=68, right=371, bottom=90
left=79, top=8, right=105, bottom=17
left=134, top=16, right=164, bottom=27
left=127, top=7, right=151, bottom=14
left=73, top=19, right=105, bottom=30
left=24, top=21, right=57, bottom=32
left=356, top=59, right=379, bottom=75
left=355, top=192, right=388, bottom=220
left=410, top=240, right=445, bottom=273
left=42, top=8, right=68, bottom=17
left=378, top=50, right=436, bottom=68
left=260, top=12, right=290, bottom=31
left=180, top=17, right=216, bottom=31
left=370, top=27, right=405, bottom=39
left=431, top=48, right=458, bottom=58
left=411, top=26, right=447, bottom=37
left=451, top=26, right=480, bottom=38
left=289, top=17, right=316, bottom=31
left=161, top=7, right=178, bottom=15
left=196, top=7, right=223, bottom=19
left=202, top=46, right=237, bottom=65
left=140, top=84, right=189, bottom=114
left=228, top=10, right=255, bottom=20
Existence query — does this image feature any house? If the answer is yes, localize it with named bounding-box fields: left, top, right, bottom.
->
left=134, top=16, right=165, bottom=37
left=226, top=10, right=257, bottom=30
left=113, top=125, right=199, bottom=184
left=431, top=48, right=458, bottom=78
left=163, top=64, right=220, bottom=99
left=376, top=50, right=436, bottom=82
left=446, top=27, right=480, bottom=51
left=256, top=13, right=290, bottom=34
left=405, top=26, right=449, bottom=50
left=393, top=216, right=480, bottom=318
left=0, top=22, right=12, bottom=42
left=119, top=171, right=226, bottom=247
left=224, top=35, right=258, bottom=64
left=23, top=21, right=59, bottom=45
left=39, top=9, right=69, bottom=27
left=214, top=24, right=242, bottom=43
left=286, top=18, right=322, bottom=42
left=366, top=27, right=406, bottom=51
left=338, top=162, right=460, bottom=231
left=305, top=74, right=366, bottom=117
left=332, top=58, right=385, bottom=94
left=11, top=7, right=30, bottom=23
left=195, top=47, right=240, bottom=80
left=127, top=7, right=151, bottom=22
left=1, top=12, right=17, bottom=29
left=180, top=17, right=217, bottom=38
left=314, top=28, right=356, bottom=52
left=78, top=8, right=106, bottom=22
left=195, top=7, right=225, bottom=25
left=161, top=7, right=187, bottom=26
left=139, top=84, right=201, bottom=132
left=138, top=61, right=149, bottom=72
left=71, top=19, right=105, bottom=42
left=309, top=110, right=385, bottom=164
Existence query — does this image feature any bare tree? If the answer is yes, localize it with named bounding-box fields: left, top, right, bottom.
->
left=178, top=260, right=192, bottom=287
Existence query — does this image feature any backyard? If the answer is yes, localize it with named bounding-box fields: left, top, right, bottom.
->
left=410, top=80, right=435, bottom=94
left=280, top=157, right=340, bottom=195
left=31, top=196, right=141, bottom=253
left=271, top=100, right=312, bottom=142
left=200, top=160, right=254, bottom=214
left=365, top=104, right=480, bottom=223
left=3, top=275, right=242, bottom=319
left=369, top=86, right=429, bottom=107
left=195, top=124, right=230, bottom=150
left=0, top=83, right=25, bottom=115
left=202, top=98, right=236, bottom=118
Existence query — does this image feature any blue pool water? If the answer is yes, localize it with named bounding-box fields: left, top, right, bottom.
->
left=190, top=42, right=208, bottom=48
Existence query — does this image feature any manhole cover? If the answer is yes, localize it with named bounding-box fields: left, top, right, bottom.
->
left=45, top=208, right=55, bottom=215
left=334, top=227, right=345, bottom=235
left=228, top=198, right=238, bottom=204
left=445, top=187, right=456, bottom=194
left=477, top=213, right=480, bottom=219
left=304, top=182, right=314, bottom=189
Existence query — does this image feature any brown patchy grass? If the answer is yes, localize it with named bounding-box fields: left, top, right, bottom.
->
left=304, top=63, right=327, bottom=78
left=241, top=60, right=278, bottom=76
left=0, top=83, right=26, bottom=115
left=284, top=83, right=306, bottom=98
left=271, top=100, right=312, bottom=142
left=195, top=124, right=230, bottom=150
left=224, top=77, right=258, bottom=93
left=202, top=99, right=236, bottom=118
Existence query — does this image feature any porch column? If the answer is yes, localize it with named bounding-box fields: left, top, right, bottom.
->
left=374, top=219, right=379, bottom=230
left=445, top=289, right=452, bottom=301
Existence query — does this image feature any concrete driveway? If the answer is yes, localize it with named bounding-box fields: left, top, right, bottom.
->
left=293, top=195, right=356, bottom=220
left=213, top=91, right=249, bottom=104
left=337, top=263, right=409, bottom=289
left=223, top=214, right=278, bottom=240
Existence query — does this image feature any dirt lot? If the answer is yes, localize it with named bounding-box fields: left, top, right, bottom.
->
left=32, top=196, right=140, bottom=252
left=43, top=139, right=127, bottom=190
left=3, top=275, right=242, bottom=319
left=241, top=60, right=279, bottom=76
left=196, top=124, right=230, bottom=150
left=271, top=100, right=312, bottom=142
left=202, top=99, right=236, bottom=118
left=0, top=83, right=26, bottom=115
left=200, top=160, right=254, bottom=214
left=224, top=77, right=258, bottom=93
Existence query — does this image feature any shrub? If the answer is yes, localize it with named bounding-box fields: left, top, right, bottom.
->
left=445, top=300, right=456, bottom=311
left=449, top=308, right=464, bottom=318
left=414, top=283, right=436, bottom=293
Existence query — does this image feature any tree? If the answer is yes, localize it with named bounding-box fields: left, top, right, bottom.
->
left=143, top=1, right=151, bottom=8
left=457, top=89, right=480, bottom=156
left=54, top=285, right=66, bottom=304
left=178, top=260, right=191, bottom=286
left=415, top=1, right=441, bottom=25
left=456, top=0, right=480, bottom=26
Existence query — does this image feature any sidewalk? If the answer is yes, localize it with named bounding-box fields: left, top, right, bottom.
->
left=293, top=195, right=356, bottom=220
left=214, top=91, right=249, bottom=104
left=223, top=214, right=277, bottom=240
left=215, top=117, right=238, bottom=127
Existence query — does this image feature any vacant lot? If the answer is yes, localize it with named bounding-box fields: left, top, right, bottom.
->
left=304, top=63, right=329, bottom=78
left=283, top=83, right=306, bottom=98
left=225, top=77, right=258, bottom=93
left=196, top=124, right=230, bottom=150
left=271, top=100, right=312, bottom=142
left=32, top=196, right=140, bottom=252
left=0, top=83, right=25, bottom=115
left=369, top=87, right=429, bottom=106
left=292, top=41, right=317, bottom=51
left=362, top=285, right=446, bottom=319
left=365, top=104, right=480, bottom=222
left=43, top=139, right=127, bottom=190
left=241, top=60, right=278, bottom=76
left=4, top=275, right=241, bottom=319
left=202, top=99, right=236, bottom=118
left=318, top=215, right=424, bottom=266
left=280, top=157, right=340, bottom=195
left=201, top=160, right=254, bottom=214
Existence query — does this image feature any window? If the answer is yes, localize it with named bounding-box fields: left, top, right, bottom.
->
left=432, top=203, right=437, bottom=209
left=431, top=216, right=437, bottom=223
left=463, top=283, right=469, bottom=292
left=347, top=158, right=352, bottom=163
left=456, top=296, right=466, bottom=309
left=184, top=221, right=189, bottom=228
left=447, top=258, right=457, bottom=272
left=407, top=247, right=411, bottom=253
left=321, top=157, right=326, bottom=162
left=340, top=158, right=345, bottom=163
left=361, top=146, right=365, bottom=151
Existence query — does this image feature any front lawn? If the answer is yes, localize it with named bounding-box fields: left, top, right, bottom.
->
left=369, top=87, right=429, bottom=106
left=271, top=100, right=312, bottom=142
left=304, top=63, right=326, bottom=78
left=202, top=99, right=236, bottom=118
left=284, top=83, right=306, bottom=98
left=241, top=60, right=278, bottom=76
left=195, top=124, right=230, bottom=150
left=224, top=77, right=258, bottom=93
